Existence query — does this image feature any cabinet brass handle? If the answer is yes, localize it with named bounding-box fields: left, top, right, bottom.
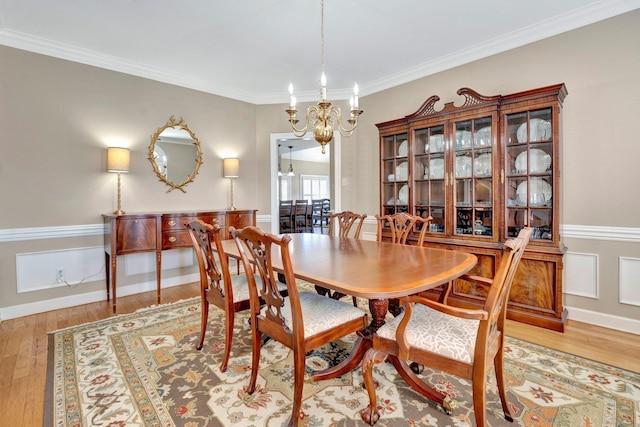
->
left=212, top=218, right=219, bottom=224
left=168, top=220, right=177, bottom=226
left=168, top=236, right=177, bottom=243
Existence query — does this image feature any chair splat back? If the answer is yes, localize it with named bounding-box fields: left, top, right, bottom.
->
left=231, top=226, right=293, bottom=331
left=328, top=211, right=367, bottom=238
left=187, top=220, right=228, bottom=306
left=376, top=212, right=432, bottom=246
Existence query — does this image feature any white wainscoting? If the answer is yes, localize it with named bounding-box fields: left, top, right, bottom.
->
left=564, top=252, right=599, bottom=299
left=619, top=256, right=640, bottom=307
left=16, top=246, right=106, bottom=293
left=1, top=219, right=639, bottom=333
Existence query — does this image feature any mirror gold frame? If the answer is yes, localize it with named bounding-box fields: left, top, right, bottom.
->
left=148, top=116, right=203, bottom=193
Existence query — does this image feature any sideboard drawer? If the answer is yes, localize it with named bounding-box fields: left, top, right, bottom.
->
left=162, top=215, right=197, bottom=231
left=162, top=230, right=192, bottom=249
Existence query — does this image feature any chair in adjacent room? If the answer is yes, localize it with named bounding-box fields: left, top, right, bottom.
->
left=279, top=199, right=294, bottom=233
left=310, top=199, right=326, bottom=233
left=230, top=225, right=368, bottom=427
left=360, top=227, right=532, bottom=427
left=293, top=199, right=310, bottom=232
left=186, top=219, right=287, bottom=372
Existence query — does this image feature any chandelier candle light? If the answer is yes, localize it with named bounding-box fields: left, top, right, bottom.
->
left=286, top=0, right=363, bottom=154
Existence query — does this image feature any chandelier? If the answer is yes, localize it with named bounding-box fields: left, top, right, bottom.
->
left=286, top=0, right=363, bottom=154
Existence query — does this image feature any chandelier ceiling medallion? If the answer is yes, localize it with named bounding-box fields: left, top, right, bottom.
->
left=286, top=0, right=363, bottom=154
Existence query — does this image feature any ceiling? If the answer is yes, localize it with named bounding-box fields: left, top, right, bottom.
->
left=1, top=0, right=638, bottom=106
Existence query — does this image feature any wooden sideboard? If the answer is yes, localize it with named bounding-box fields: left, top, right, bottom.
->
left=103, top=209, right=256, bottom=312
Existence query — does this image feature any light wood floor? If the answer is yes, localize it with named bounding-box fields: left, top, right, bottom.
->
left=1, top=282, right=638, bottom=426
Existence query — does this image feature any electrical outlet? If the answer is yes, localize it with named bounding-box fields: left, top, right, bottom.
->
left=56, top=268, right=65, bottom=283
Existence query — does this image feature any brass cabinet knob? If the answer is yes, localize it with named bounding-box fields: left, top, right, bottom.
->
left=212, top=218, right=219, bottom=224
left=168, top=236, right=177, bottom=243
left=169, top=220, right=177, bottom=226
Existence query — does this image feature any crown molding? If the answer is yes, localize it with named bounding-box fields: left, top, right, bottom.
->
left=1, top=0, right=639, bottom=105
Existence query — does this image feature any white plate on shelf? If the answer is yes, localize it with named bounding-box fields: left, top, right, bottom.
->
left=516, top=178, right=552, bottom=206
left=456, top=130, right=472, bottom=149
left=516, top=118, right=552, bottom=143
left=455, top=155, right=472, bottom=177
left=474, top=126, right=492, bottom=147
left=398, top=140, right=408, bottom=157
left=429, top=158, right=445, bottom=179
left=515, top=148, right=551, bottom=173
left=395, top=161, right=408, bottom=181
left=429, top=134, right=444, bottom=152
left=398, top=185, right=409, bottom=204
left=474, top=153, right=492, bottom=176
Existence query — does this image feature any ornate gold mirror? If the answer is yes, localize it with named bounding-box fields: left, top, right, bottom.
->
left=148, top=116, right=203, bottom=192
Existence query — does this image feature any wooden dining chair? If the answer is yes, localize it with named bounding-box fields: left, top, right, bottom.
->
left=327, top=210, right=368, bottom=238
left=316, top=211, right=368, bottom=306
left=376, top=212, right=433, bottom=315
left=375, top=211, right=432, bottom=246
left=230, top=225, right=368, bottom=427
left=186, top=219, right=286, bottom=372
left=360, top=227, right=532, bottom=427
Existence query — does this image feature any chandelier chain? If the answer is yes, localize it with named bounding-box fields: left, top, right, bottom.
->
left=321, top=0, right=325, bottom=77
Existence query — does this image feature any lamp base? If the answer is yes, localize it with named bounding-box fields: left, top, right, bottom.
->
left=113, top=209, right=126, bottom=215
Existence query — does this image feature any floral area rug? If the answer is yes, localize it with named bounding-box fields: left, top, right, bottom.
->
left=46, top=297, right=640, bottom=426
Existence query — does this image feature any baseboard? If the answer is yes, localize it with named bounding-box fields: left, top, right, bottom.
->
left=0, top=273, right=198, bottom=321
left=566, top=305, right=640, bottom=335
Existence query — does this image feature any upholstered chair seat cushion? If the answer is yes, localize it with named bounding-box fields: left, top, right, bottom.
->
left=376, top=305, right=480, bottom=364
left=261, top=289, right=366, bottom=338
left=231, top=274, right=286, bottom=303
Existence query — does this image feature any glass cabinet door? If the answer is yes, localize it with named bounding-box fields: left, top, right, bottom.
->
left=413, top=125, right=445, bottom=233
left=452, top=116, right=495, bottom=238
left=505, top=108, right=554, bottom=241
left=381, top=132, right=410, bottom=216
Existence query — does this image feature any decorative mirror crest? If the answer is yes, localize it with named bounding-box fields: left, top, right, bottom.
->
left=148, top=116, right=203, bottom=192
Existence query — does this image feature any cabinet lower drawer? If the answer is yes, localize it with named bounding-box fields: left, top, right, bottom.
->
left=162, top=230, right=192, bottom=249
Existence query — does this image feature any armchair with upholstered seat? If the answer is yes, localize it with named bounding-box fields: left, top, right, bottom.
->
left=230, top=225, right=368, bottom=427
left=360, top=227, right=532, bottom=427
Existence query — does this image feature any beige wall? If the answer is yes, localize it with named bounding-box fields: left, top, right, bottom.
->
left=0, top=45, right=258, bottom=309
left=1, top=10, right=639, bottom=329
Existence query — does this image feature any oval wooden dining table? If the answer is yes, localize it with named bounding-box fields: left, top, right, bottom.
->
left=219, top=232, right=477, bottom=381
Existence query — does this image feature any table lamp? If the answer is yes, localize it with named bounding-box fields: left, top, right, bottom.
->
left=107, top=147, right=130, bottom=215
left=223, top=158, right=239, bottom=210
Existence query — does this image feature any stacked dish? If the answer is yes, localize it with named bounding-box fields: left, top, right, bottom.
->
left=515, top=148, right=551, bottom=174
left=516, top=178, right=552, bottom=206
left=516, top=118, right=552, bottom=142
left=474, top=127, right=492, bottom=147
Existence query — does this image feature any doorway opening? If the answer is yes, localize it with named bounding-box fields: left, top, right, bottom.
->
left=269, top=133, right=341, bottom=233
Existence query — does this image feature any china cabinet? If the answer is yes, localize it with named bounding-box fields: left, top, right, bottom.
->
left=377, top=84, right=567, bottom=331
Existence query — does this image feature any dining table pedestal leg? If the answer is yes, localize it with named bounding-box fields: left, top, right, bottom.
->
left=311, top=298, right=389, bottom=381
